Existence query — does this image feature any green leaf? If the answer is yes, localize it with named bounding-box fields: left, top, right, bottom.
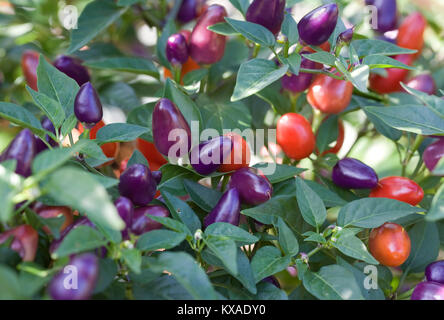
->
left=251, top=246, right=291, bottom=283
left=353, top=39, right=417, bottom=57
left=158, top=164, right=202, bottom=196
left=93, top=258, right=118, bottom=294
left=147, top=215, right=191, bottom=236
left=0, top=265, right=22, bottom=299
left=183, top=68, right=209, bottom=86
left=363, top=107, right=402, bottom=141
left=316, top=115, right=339, bottom=153
left=229, top=0, right=250, bottom=15
left=285, top=53, right=302, bottom=75
left=136, top=230, right=186, bottom=251
left=53, top=226, right=107, bottom=258
left=363, top=55, right=415, bottom=70
left=204, top=222, right=259, bottom=245
left=207, top=22, right=239, bottom=36
left=364, top=105, right=444, bottom=135
left=281, top=13, right=299, bottom=45
left=300, top=264, right=364, bottom=300
left=337, top=198, right=424, bottom=228
left=183, top=179, right=221, bottom=212
left=160, top=190, right=201, bottom=234
left=0, top=164, right=24, bottom=222
left=303, top=51, right=336, bottom=66
left=400, top=83, right=444, bottom=117
left=426, top=184, right=444, bottom=222
left=151, top=251, right=218, bottom=300
left=225, top=17, right=275, bottom=47
left=26, top=86, right=65, bottom=129
left=127, top=149, right=149, bottom=168
left=121, top=248, right=142, bottom=274
left=255, top=282, right=288, bottom=300
left=68, top=0, right=128, bottom=54
left=96, top=123, right=149, bottom=143
left=85, top=57, right=159, bottom=78
left=203, top=236, right=238, bottom=275
left=332, top=229, right=378, bottom=264
left=335, top=61, right=369, bottom=93
left=303, top=231, right=327, bottom=244
left=100, top=82, right=141, bottom=112
left=0, top=102, right=43, bottom=135
left=47, top=167, right=125, bottom=230
left=255, top=82, right=292, bottom=115
left=126, top=102, right=155, bottom=142
left=253, top=163, right=306, bottom=184
left=402, top=221, right=439, bottom=273
left=277, top=218, right=299, bottom=256
left=231, top=59, right=289, bottom=102
left=295, top=177, right=327, bottom=228
left=132, top=275, right=193, bottom=299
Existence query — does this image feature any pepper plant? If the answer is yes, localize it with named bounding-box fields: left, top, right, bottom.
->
left=0, top=0, right=443, bottom=301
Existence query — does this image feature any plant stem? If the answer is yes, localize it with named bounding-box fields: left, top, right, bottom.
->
left=402, top=135, right=424, bottom=177
left=252, top=43, right=261, bottom=58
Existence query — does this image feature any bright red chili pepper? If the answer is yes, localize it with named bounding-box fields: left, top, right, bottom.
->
left=136, top=138, right=168, bottom=171
left=277, top=113, right=315, bottom=160
left=369, top=54, right=414, bottom=94
left=21, top=50, right=40, bottom=91
left=219, top=132, right=251, bottom=173
left=0, top=225, right=39, bottom=262
left=369, top=176, right=424, bottom=206
left=397, top=12, right=427, bottom=60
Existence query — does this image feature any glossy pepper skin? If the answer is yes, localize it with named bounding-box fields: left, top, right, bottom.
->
left=332, top=158, right=378, bottom=189
left=337, top=27, right=354, bottom=44
left=53, top=55, right=90, bottom=86
left=118, top=164, right=157, bottom=207
left=0, top=128, right=36, bottom=177
left=131, top=205, right=170, bottom=235
left=229, top=167, right=272, bottom=206
left=189, top=4, right=227, bottom=65
left=426, top=261, right=444, bottom=284
left=307, top=74, right=353, bottom=114
left=114, top=197, right=134, bottom=240
left=245, top=0, right=286, bottom=36
left=74, top=82, right=103, bottom=128
left=262, top=276, right=281, bottom=288
left=152, top=170, right=162, bottom=184
left=423, top=139, right=444, bottom=173
left=365, top=0, right=397, bottom=33
left=411, top=281, right=444, bottom=300
left=219, top=132, right=251, bottom=173
left=136, top=138, right=168, bottom=171
left=276, top=113, right=315, bottom=160
left=166, top=33, right=189, bottom=66
left=204, top=188, right=241, bottom=227
left=35, top=116, right=58, bottom=154
left=152, top=98, right=191, bottom=159
left=369, top=176, right=424, bottom=206
left=405, top=74, right=437, bottom=95
left=48, top=253, right=99, bottom=300
left=21, top=50, right=40, bottom=91
left=368, top=222, right=411, bottom=267
left=369, top=54, right=413, bottom=94
left=397, top=12, right=426, bottom=60
left=281, top=52, right=317, bottom=93
left=37, top=206, right=74, bottom=234
left=190, top=136, right=233, bottom=175
left=177, top=0, right=205, bottom=24
left=0, top=225, right=38, bottom=262
left=297, top=3, right=338, bottom=46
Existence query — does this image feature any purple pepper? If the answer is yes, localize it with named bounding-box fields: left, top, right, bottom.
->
left=298, top=3, right=338, bottom=46
left=190, top=136, right=233, bottom=175
left=166, top=33, right=189, bottom=66
left=426, top=261, right=444, bottom=284
left=423, top=139, right=444, bottom=174
left=262, top=276, right=281, bottom=288
left=152, top=170, right=162, bottom=184
left=332, top=158, right=378, bottom=189
left=337, top=27, right=354, bottom=44
left=411, top=281, right=444, bottom=300
left=118, top=163, right=157, bottom=207
left=48, top=253, right=99, bottom=300
left=189, top=4, right=227, bottom=65
left=114, top=196, right=134, bottom=240
left=204, top=188, right=241, bottom=227
left=405, top=74, right=437, bottom=95
left=365, top=0, right=397, bottom=33
left=74, top=82, right=103, bottom=129
left=0, top=128, right=36, bottom=177
left=131, top=205, right=170, bottom=235
left=53, top=55, right=90, bottom=86
left=281, top=51, right=317, bottom=93
left=245, top=0, right=286, bottom=36
left=152, top=98, right=191, bottom=158
left=177, top=0, right=205, bottom=24
left=35, top=116, right=58, bottom=154
left=229, top=167, right=273, bottom=206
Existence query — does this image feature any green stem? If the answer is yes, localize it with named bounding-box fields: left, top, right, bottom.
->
left=283, top=40, right=289, bottom=58
left=252, top=43, right=261, bottom=58
left=397, top=287, right=415, bottom=300
left=402, top=135, right=424, bottom=177
left=307, top=246, right=322, bottom=258
left=173, top=65, right=182, bottom=84
left=353, top=89, right=387, bottom=103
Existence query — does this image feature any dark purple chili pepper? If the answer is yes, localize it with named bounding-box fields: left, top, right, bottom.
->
left=53, top=55, right=90, bottom=86
left=190, top=136, right=233, bottom=175
left=411, top=281, right=444, bottom=300
left=423, top=139, right=444, bottom=174
left=0, top=128, right=36, bottom=177
left=337, top=27, right=354, bottom=44
left=177, top=0, right=205, bottom=24
left=48, top=253, right=99, bottom=300
left=131, top=205, right=170, bottom=235
left=166, top=33, right=189, bottom=66
left=152, top=98, right=191, bottom=158
left=298, top=3, right=338, bottom=46
left=405, top=74, right=437, bottom=95
left=152, top=170, right=162, bottom=184
left=332, top=158, right=378, bottom=189
left=189, top=4, right=227, bottom=65
left=204, top=188, right=241, bottom=227
left=35, top=116, right=58, bottom=154
left=114, top=196, right=134, bottom=240
left=426, top=261, right=444, bottom=284
left=262, top=276, right=281, bottom=288
left=365, top=0, right=397, bottom=33
left=245, top=0, right=286, bottom=36
left=281, top=51, right=317, bottom=93
left=229, top=167, right=273, bottom=205
left=118, top=163, right=157, bottom=207
left=74, top=82, right=103, bottom=129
